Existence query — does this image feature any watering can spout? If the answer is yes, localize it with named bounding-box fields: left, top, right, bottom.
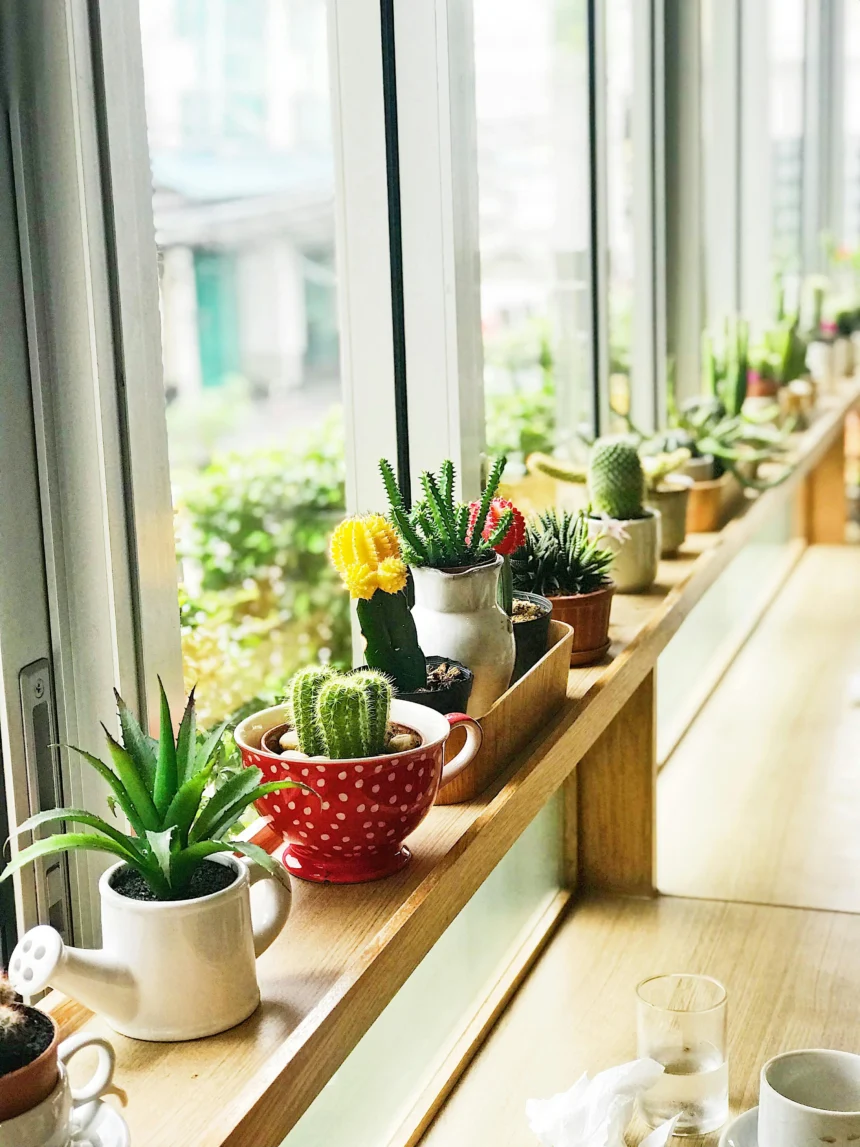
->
left=8, top=924, right=135, bottom=1024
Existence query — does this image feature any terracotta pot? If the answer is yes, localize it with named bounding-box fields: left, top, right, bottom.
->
left=511, top=591, right=552, bottom=683
left=686, top=471, right=743, bottom=533
left=410, top=554, right=514, bottom=718
left=548, top=583, right=615, bottom=666
left=235, top=700, right=482, bottom=884
left=746, top=374, right=779, bottom=399
left=587, top=510, right=661, bottom=593
left=0, top=1008, right=58, bottom=1121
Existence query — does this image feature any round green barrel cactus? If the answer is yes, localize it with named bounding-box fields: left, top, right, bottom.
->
left=588, top=436, right=646, bottom=520
left=286, top=667, right=393, bottom=760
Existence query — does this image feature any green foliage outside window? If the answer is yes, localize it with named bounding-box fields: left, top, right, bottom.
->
left=174, top=410, right=351, bottom=728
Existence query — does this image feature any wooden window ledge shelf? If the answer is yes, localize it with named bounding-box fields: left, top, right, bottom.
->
left=42, top=384, right=860, bottom=1147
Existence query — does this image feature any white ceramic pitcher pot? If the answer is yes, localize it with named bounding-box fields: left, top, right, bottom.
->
left=410, top=553, right=514, bottom=718
left=8, top=855, right=291, bottom=1042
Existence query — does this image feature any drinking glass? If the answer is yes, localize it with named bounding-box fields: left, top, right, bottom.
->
left=636, top=973, right=728, bottom=1136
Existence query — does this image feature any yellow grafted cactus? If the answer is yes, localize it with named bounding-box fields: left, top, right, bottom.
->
left=329, top=514, right=426, bottom=692
left=330, top=516, right=407, bottom=600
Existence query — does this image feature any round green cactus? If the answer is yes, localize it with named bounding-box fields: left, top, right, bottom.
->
left=288, top=666, right=334, bottom=756
left=588, top=436, right=645, bottom=521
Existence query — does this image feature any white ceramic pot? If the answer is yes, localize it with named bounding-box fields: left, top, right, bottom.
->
left=835, top=335, right=854, bottom=379
left=588, top=510, right=661, bottom=593
left=807, top=339, right=837, bottom=393
left=646, top=475, right=692, bottom=556
left=759, top=1050, right=860, bottom=1147
left=683, top=454, right=715, bottom=482
left=8, top=854, right=291, bottom=1042
left=410, top=553, right=514, bottom=718
left=0, top=1039, right=116, bottom=1147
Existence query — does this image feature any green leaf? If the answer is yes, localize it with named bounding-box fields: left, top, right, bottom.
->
left=14, top=808, right=145, bottom=861
left=227, top=839, right=285, bottom=876
left=204, top=779, right=312, bottom=842
left=195, top=719, right=230, bottom=773
left=0, top=833, right=141, bottom=884
left=175, top=687, right=197, bottom=786
left=153, top=677, right=178, bottom=815
left=145, top=827, right=175, bottom=886
left=114, top=690, right=157, bottom=794
left=100, top=730, right=161, bottom=831
left=68, top=745, right=151, bottom=838
left=163, top=760, right=215, bottom=846
left=189, top=767, right=265, bottom=844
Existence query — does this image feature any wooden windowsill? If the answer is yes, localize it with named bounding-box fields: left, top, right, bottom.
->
left=44, top=384, right=860, bottom=1147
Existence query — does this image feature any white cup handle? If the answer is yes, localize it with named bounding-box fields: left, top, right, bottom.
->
left=439, top=713, right=483, bottom=789
left=58, top=1032, right=115, bottom=1106
left=245, top=859, right=292, bottom=958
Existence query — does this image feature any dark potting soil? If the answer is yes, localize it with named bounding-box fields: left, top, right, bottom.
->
left=512, top=599, right=544, bottom=623
left=109, top=859, right=237, bottom=902
left=0, top=1006, right=54, bottom=1078
left=418, top=661, right=469, bottom=694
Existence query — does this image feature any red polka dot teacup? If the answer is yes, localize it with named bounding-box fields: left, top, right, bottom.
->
left=234, top=700, right=482, bottom=883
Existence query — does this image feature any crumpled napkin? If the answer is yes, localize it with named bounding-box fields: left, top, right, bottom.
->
left=526, top=1058, right=678, bottom=1147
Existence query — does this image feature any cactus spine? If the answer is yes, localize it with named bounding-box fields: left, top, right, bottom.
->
left=358, top=670, right=392, bottom=754
left=588, top=437, right=646, bottom=520
left=288, top=665, right=334, bottom=756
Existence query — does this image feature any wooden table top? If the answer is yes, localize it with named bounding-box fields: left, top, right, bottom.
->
left=419, top=894, right=860, bottom=1146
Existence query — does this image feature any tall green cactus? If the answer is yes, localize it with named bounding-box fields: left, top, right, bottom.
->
left=356, top=591, right=426, bottom=692
left=588, top=437, right=646, bottom=520
left=358, top=670, right=392, bottom=755
left=317, top=677, right=368, bottom=760
left=287, top=666, right=334, bottom=757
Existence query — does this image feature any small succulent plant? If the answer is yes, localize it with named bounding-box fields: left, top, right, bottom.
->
left=286, top=667, right=393, bottom=760
left=0, top=684, right=311, bottom=900
left=329, top=515, right=426, bottom=692
left=511, top=510, right=613, bottom=598
left=380, top=456, right=512, bottom=569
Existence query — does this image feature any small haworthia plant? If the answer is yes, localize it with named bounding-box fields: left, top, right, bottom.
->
left=380, top=456, right=512, bottom=569
left=329, top=515, right=426, bottom=692
left=286, top=667, right=393, bottom=760
left=0, top=684, right=311, bottom=900
left=511, top=509, right=614, bottom=598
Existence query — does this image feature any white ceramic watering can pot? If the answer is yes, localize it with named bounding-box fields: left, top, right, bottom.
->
left=410, top=553, right=514, bottom=718
left=8, top=855, right=291, bottom=1042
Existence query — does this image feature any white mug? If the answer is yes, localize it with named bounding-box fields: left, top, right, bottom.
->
left=0, top=1032, right=115, bottom=1147
left=759, top=1049, right=860, bottom=1147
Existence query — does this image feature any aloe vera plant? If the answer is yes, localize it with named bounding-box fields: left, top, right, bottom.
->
left=0, top=684, right=311, bottom=899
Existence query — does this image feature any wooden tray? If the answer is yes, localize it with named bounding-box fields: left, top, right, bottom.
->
left=686, top=472, right=743, bottom=533
left=436, top=619, right=574, bottom=805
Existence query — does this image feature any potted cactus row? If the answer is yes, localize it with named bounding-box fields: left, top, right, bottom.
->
left=235, top=667, right=482, bottom=884
left=511, top=509, right=615, bottom=666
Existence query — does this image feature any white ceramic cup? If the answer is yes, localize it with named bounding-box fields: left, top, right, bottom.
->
left=0, top=1032, right=115, bottom=1147
left=759, top=1049, right=860, bottom=1147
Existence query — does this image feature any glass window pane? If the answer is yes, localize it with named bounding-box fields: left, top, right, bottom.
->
left=474, top=0, right=593, bottom=510
left=605, top=0, right=635, bottom=427
left=138, top=0, right=349, bottom=729
left=845, top=1, right=860, bottom=248
left=769, top=0, right=806, bottom=272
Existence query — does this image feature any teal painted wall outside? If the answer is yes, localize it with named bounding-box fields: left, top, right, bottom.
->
left=194, top=249, right=240, bottom=388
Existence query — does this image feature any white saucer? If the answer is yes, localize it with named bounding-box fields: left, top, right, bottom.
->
left=71, top=1100, right=131, bottom=1147
left=719, top=1106, right=758, bottom=1147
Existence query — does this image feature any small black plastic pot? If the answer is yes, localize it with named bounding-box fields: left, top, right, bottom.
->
left=396, top=656, right=475, bottom=715
left=511, top=591, right=553, bottom=684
